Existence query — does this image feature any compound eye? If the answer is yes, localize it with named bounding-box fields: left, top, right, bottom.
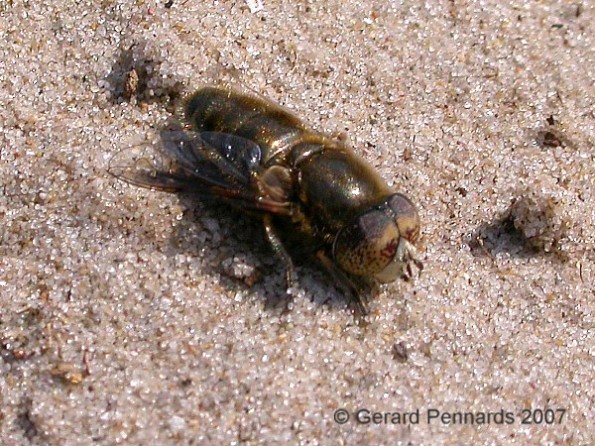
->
left=332, top=210, right=399, bottom=277
left=387, top=193, right=420, bottom=242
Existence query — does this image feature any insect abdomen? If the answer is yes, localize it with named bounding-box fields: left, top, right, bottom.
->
left=185, top=87, right=306, bottom=162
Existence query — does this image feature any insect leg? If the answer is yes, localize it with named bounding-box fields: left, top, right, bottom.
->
left=208, top=186, right=293, bottom=215
left=262, top=213, right=296, bottom=289
left=315, top=250, right=368, bottom=319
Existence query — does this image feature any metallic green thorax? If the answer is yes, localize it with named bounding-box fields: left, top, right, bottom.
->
left=295, top=147, right=391, bottom=235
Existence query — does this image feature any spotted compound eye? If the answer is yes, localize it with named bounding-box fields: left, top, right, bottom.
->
left=332, top=209, right=400, bottom=278
left=332, top=193, right=421, bottom=282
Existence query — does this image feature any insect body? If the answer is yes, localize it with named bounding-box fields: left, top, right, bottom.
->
left=110, top=87, right=422, bottom=316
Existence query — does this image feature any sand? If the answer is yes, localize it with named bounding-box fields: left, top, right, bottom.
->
left=1, top=1, right=593, bottom=444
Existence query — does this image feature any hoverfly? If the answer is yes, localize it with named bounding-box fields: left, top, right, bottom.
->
left=109, top=87, right=422, bottom=316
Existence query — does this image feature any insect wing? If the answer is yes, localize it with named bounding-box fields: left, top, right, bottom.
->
left=109, top=130, right=263, bottom=190
left=109, top=130, right=291, bottom=215
left=159, top=130, right=244, bottom=188
left=199, top=132, right=261, bottom=178
left=108, top=136, right=192, bottom=192
left=159, top=130, right=261, bottom=186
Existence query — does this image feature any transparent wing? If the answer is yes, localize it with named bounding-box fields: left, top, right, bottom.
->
left=108, top=135, right=186, bottom=192
left=109, top=130, right=292, bottom=215
left=159, top=130, right=262, bottom=186
left=199, top=132, right=262, bottom=179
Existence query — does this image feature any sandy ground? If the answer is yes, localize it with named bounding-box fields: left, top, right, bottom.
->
left=1, top=1, right=594, bottom=445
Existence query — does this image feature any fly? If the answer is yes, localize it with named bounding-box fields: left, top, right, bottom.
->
left=109, top=86, right=423, bottom=317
